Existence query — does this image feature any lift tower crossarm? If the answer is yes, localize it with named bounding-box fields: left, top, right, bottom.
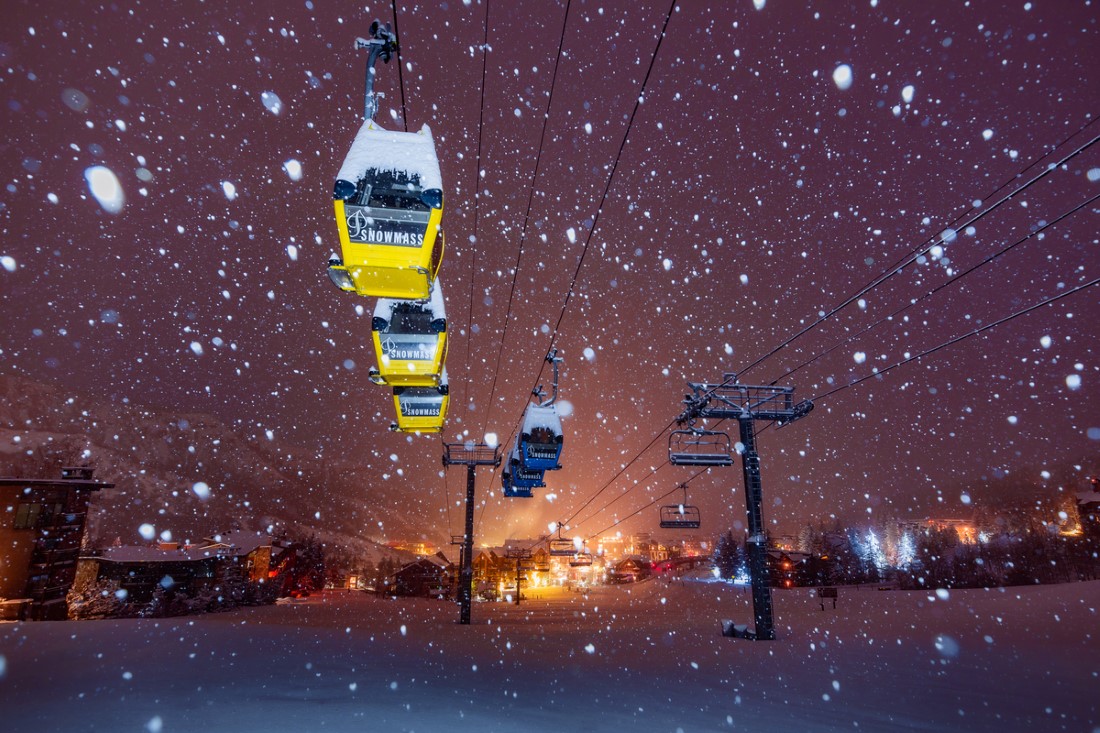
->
left=678, top=377, right=804, bottom=424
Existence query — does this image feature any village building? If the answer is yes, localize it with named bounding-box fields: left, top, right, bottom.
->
left=384, top=554, right=452, bottom=597
left=74, top=531, right=293, bottom=604
left=0, top=467, right=113, bottom=620
left=1076, top=481, right=1100, bottom=540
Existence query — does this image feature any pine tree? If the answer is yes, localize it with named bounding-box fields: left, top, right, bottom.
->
left=714, top=531, right=739, bottom=579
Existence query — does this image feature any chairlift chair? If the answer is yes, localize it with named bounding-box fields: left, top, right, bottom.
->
left=668, top=428, right=733, bottom=466
left=659, top=484, right=702, bottom=529
left=548, top=539, right=575, bottom=556
left=548, top=526, right=575, bottom=557
left=659, top=504, right=702, bottom=529
left=569, top=552, right=593, bottom=568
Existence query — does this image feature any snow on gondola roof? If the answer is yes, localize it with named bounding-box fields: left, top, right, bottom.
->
left=522, top=404, right=562, bottom=435
left=336, top=121, right=443, bottom=192
left=373, top=277, right=445, bottom=318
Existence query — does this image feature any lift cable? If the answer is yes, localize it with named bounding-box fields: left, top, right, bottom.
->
left=735, top=127, right=1100, bottom=382
left=572, top=191, right=1099, bottom=534
left=810, top=276, right=1100, bottom=404
left=389, top=0, right=409, bottom=131
left=517, top=152, right=1099, bottom=542
left=563, top=423, right=677, bottom=527
left=479, top=0, right=575, bottom=441
left=571, top=419, right=769, bottom=540
left=586, top=262, right=1093, bottom=538
left=473, top=0, right=679, bottom=541
left=572, top=188, right=1095, bottom=534
left=459, top=0, right=490, bottom=405
left=771, top=191, right=1100, bottom=386
left=653, top=121, right=1100, bottom=422
left=490, top=0, right=679, bottom=472
left=447, top=0, right=494, bottom=542
left=569, top=459, right=672, bottom=536
left=453, top=0, right=492, bottom=460
left=470, top=0, right=577, bottom=538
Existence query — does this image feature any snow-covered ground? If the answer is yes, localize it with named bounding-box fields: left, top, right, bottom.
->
left=1, top=577, right=1097, bottom=732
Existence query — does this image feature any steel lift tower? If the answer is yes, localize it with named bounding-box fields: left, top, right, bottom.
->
left=442, top=442, right=502, bottom=625
left=677, top=375, right=813, bottom=640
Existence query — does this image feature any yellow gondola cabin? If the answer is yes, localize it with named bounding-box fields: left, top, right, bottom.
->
left=369, top=279, right=447, bottom=388
left=390, top=368, right=449, bottom=433
left=328, top=122, right=445, bottom=300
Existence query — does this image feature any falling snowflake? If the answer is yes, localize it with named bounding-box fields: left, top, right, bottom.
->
left=84, top=166, right=124, bottom=213
left=261, top=91, right=283, bottom=115
left=832, top=64, right=853, bottom=90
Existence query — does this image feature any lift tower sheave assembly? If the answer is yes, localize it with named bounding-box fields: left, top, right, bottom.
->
left=442, top=443, right=502, bottom=625
left=677, top=374, right=813, bottom=641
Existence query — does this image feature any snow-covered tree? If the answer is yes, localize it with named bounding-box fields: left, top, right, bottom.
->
left=67, top=578, right=134, bottom=620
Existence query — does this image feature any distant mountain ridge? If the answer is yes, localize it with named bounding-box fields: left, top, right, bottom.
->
left=0, top=373, right=431, bottom=554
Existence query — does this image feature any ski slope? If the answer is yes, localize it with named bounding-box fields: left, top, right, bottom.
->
left=1, top=577, right=1096, bottom=732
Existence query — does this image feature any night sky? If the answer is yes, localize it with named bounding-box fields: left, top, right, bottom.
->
left=2, top=1, right=1098, bottom=547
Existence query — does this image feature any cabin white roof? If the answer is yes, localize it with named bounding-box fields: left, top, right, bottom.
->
left=374, top=278, right=445, bottom=317
left=522, top=404, right=562, bottom=435
left=337, top=121, right=443, bottom=192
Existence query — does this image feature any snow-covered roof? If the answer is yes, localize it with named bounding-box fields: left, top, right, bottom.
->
left=94, top=545, right=223, bottom=564
left=200, top=531, right=273, bottom=555
left=336, top=121, right=443, bottom=192
left=92, top=533, right=275, bottom=564
left=521, top=404, right=562, bottom=435
left=1077, top=490, right=1100, bottom=505
left=412, top=554, right=451, bottom=569
left=374, top=277, right=445, bottom=317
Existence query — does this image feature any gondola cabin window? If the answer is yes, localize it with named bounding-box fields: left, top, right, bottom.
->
left=361, top=170, right=430, bottom=212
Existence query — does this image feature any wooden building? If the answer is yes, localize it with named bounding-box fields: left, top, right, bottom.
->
left=384, top=555, right=452, bottom=597
left=0, top=467, right=113, bottom=620
left=76, top=531, right=290, bottom=604
left=608, top=556, right=651, bottom=584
